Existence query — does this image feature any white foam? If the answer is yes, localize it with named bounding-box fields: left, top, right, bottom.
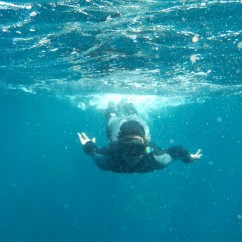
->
left=0, top=1, right=31, bottom=10
left=73, top=93, right=186, bottom=113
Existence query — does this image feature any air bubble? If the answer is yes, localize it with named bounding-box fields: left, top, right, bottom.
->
left=190, top=55, right=197, bottom=62
left=30, top=12, right=37, bottom=17
left=50, top=48, right=58, bottom=52
left=216, top=117, right=222, bottom=123
left=192, top=35, right=199, bottom=43
left=64, top=203, right=69, bottom=209
left=2, top=27, right=9, bottom=32
left=208, top=161, right=213, bottom=166
left=169, top=139, right=174, bottom=144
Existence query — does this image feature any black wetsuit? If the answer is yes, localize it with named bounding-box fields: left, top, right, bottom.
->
left=83, top=141, right=193, bottom=173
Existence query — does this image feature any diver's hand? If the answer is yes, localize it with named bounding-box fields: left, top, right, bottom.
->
left=77, top=132, right=96, bottom=145
left=190, top=149, right=202, bottom=160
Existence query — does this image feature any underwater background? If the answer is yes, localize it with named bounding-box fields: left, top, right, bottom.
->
left=0, top=0, right=241, bottom=241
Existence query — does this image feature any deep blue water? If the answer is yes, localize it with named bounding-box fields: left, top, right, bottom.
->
left=0, top=1, right=242, bottom=242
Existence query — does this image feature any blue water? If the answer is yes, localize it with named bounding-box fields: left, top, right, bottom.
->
left=0, top=0, right=242, bottom=241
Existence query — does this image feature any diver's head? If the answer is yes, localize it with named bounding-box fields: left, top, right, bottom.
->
left=118, top=120, right=146, bottom=142
left=118, top=120, right=146, bottom=165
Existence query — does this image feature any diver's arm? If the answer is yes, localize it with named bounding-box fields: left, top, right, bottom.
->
left=166, top=146, right=193, bottom=163
left=151, top=145, right=202, bottom=169
left=77, top=132, right=110, bottom=170
left=190, top=149, right=202, bottom=160
left=78, top=132, right=96, bottom=146
left=166, top=146, right=202, bottom=163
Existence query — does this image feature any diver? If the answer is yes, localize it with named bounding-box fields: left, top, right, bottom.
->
left=77, top=100, right=202, bottom=173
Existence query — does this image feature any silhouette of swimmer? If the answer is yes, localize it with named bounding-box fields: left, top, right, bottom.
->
left=78, top=100, right=202, bottom=173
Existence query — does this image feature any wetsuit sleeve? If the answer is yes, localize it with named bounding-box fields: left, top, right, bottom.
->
left=83, top=141, right=111, bottom=170
left=83, top=141, right=98, bottom=155
left=149, top=144, right=193, bottom=170
left=166, top=146, right=192, bottom=163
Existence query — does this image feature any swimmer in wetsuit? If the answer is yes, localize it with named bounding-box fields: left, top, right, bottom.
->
left=78, top=101, right=202, bottom=173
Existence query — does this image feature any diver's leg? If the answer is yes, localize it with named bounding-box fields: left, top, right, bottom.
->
left=104, top=101, right=117, bottom=121
left=106, top=116, right=123, bottom=141
left=122, top=103, right=138, bottom=116
left=114, top=98, right=137, bottom=117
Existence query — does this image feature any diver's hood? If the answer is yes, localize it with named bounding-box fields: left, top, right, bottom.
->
left=107, top=115, right=151, bottom=142
left=118, top=120, right=145, bottom=140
